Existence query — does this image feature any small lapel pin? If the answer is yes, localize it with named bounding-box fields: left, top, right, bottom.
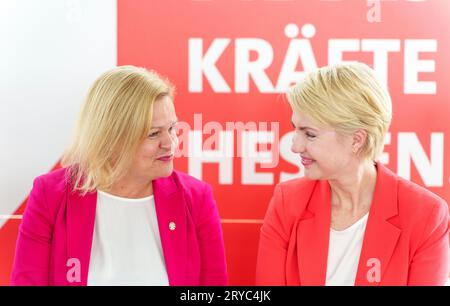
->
left=169, top=221, right=176, bottom=231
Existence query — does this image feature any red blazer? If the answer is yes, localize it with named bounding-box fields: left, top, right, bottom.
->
left=256, top=163, right=450, bottom=285
left=11, top=168, right=228, bottom=286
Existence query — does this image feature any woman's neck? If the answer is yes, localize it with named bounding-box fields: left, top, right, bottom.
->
left=103, top=175, right=153, bottom=199
left=328, top=160, right=377, bottom=216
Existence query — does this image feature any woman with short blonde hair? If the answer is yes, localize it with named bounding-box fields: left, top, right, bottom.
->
left=12, top=66, right=228, bottom=286
left=287, top=62, right=392, bottom=161
left=257, top=62, right=449, bottom=286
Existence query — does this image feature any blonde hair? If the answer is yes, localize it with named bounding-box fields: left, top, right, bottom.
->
left=62, top=65, right=174, bottom=195
left=287, top=62, right=392, bottom=160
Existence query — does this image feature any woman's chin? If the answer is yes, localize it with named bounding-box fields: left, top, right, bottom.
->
left=160, top=164, right=174, bottom=177
left=149, top=164, right=174, bottom=180
left=304, top=168, right=322, bottom=181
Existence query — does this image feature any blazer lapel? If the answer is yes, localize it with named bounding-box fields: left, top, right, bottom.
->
left=65, top=174, right=188, bottom=286
left=153, top=175, right=188, bottom=286
left=355, top=163, right=401, bottom=286
left=297, top=180, right=331, bottom=285
left=66, top=190, right=97, bottom=286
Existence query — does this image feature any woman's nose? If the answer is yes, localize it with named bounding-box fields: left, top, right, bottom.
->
left=291, top=134, right=305, bottom=154
left=160, top=130, right=176, bottom=150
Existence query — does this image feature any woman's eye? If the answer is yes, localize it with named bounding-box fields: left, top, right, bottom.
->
left=306, top=132, right=316, bottom=139
left=148, top=131, right=159, bottom=138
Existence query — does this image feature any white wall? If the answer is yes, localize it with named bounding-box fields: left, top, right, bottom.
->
left=0, top=0, right=117, bottom=227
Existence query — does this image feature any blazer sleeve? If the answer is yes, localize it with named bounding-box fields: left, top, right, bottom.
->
left=10, top=177, right=53, bottom=285
left=196, top=183, right=228, bottom=285
left=408, top=199, right=450, bottom=285
left=256, top=184, right=289, bottom=285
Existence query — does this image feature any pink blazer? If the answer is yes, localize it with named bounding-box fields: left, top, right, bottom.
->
left=256, top=162, right=450, bottom=285
left=11, top=168, right=228, bottom=286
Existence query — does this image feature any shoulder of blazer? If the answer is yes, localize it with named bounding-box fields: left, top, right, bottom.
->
left=271, top=177, right=318, bottom=225
left=395, top=174, right=448, bottom=229
left=30, top=167, right=70, bottom=223
left=35, top=167, right=69, bottom=191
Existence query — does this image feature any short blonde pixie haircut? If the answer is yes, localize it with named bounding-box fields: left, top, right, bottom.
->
left=287, top=62, right=392, bottom=161
left=62, top=65, right=174, bottom=195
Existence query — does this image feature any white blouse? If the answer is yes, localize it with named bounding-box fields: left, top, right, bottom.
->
left=87, top=190, right=169, bottom=286
left=325, top=213, right=369, bottom=286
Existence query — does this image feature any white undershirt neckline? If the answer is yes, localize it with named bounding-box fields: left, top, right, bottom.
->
left=97, top=190, right=154, bottom=202
left=87, top=190, right=169, bottom=286
left=330, top=212, right=369, bottom=234
left=325, top=212, right=369, bottom=286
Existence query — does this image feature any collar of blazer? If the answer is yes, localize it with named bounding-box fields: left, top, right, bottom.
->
left=66, top=173, right=188, bottom=286
left=296, top=162, right=401, bottom=286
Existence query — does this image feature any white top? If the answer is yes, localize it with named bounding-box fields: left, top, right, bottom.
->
left=325, top=213, right=369, bottom=286
left=87, top=190, right=169, bottom=286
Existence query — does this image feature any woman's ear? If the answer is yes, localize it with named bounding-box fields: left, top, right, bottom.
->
left=352, top=129, right=367, bottom=154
